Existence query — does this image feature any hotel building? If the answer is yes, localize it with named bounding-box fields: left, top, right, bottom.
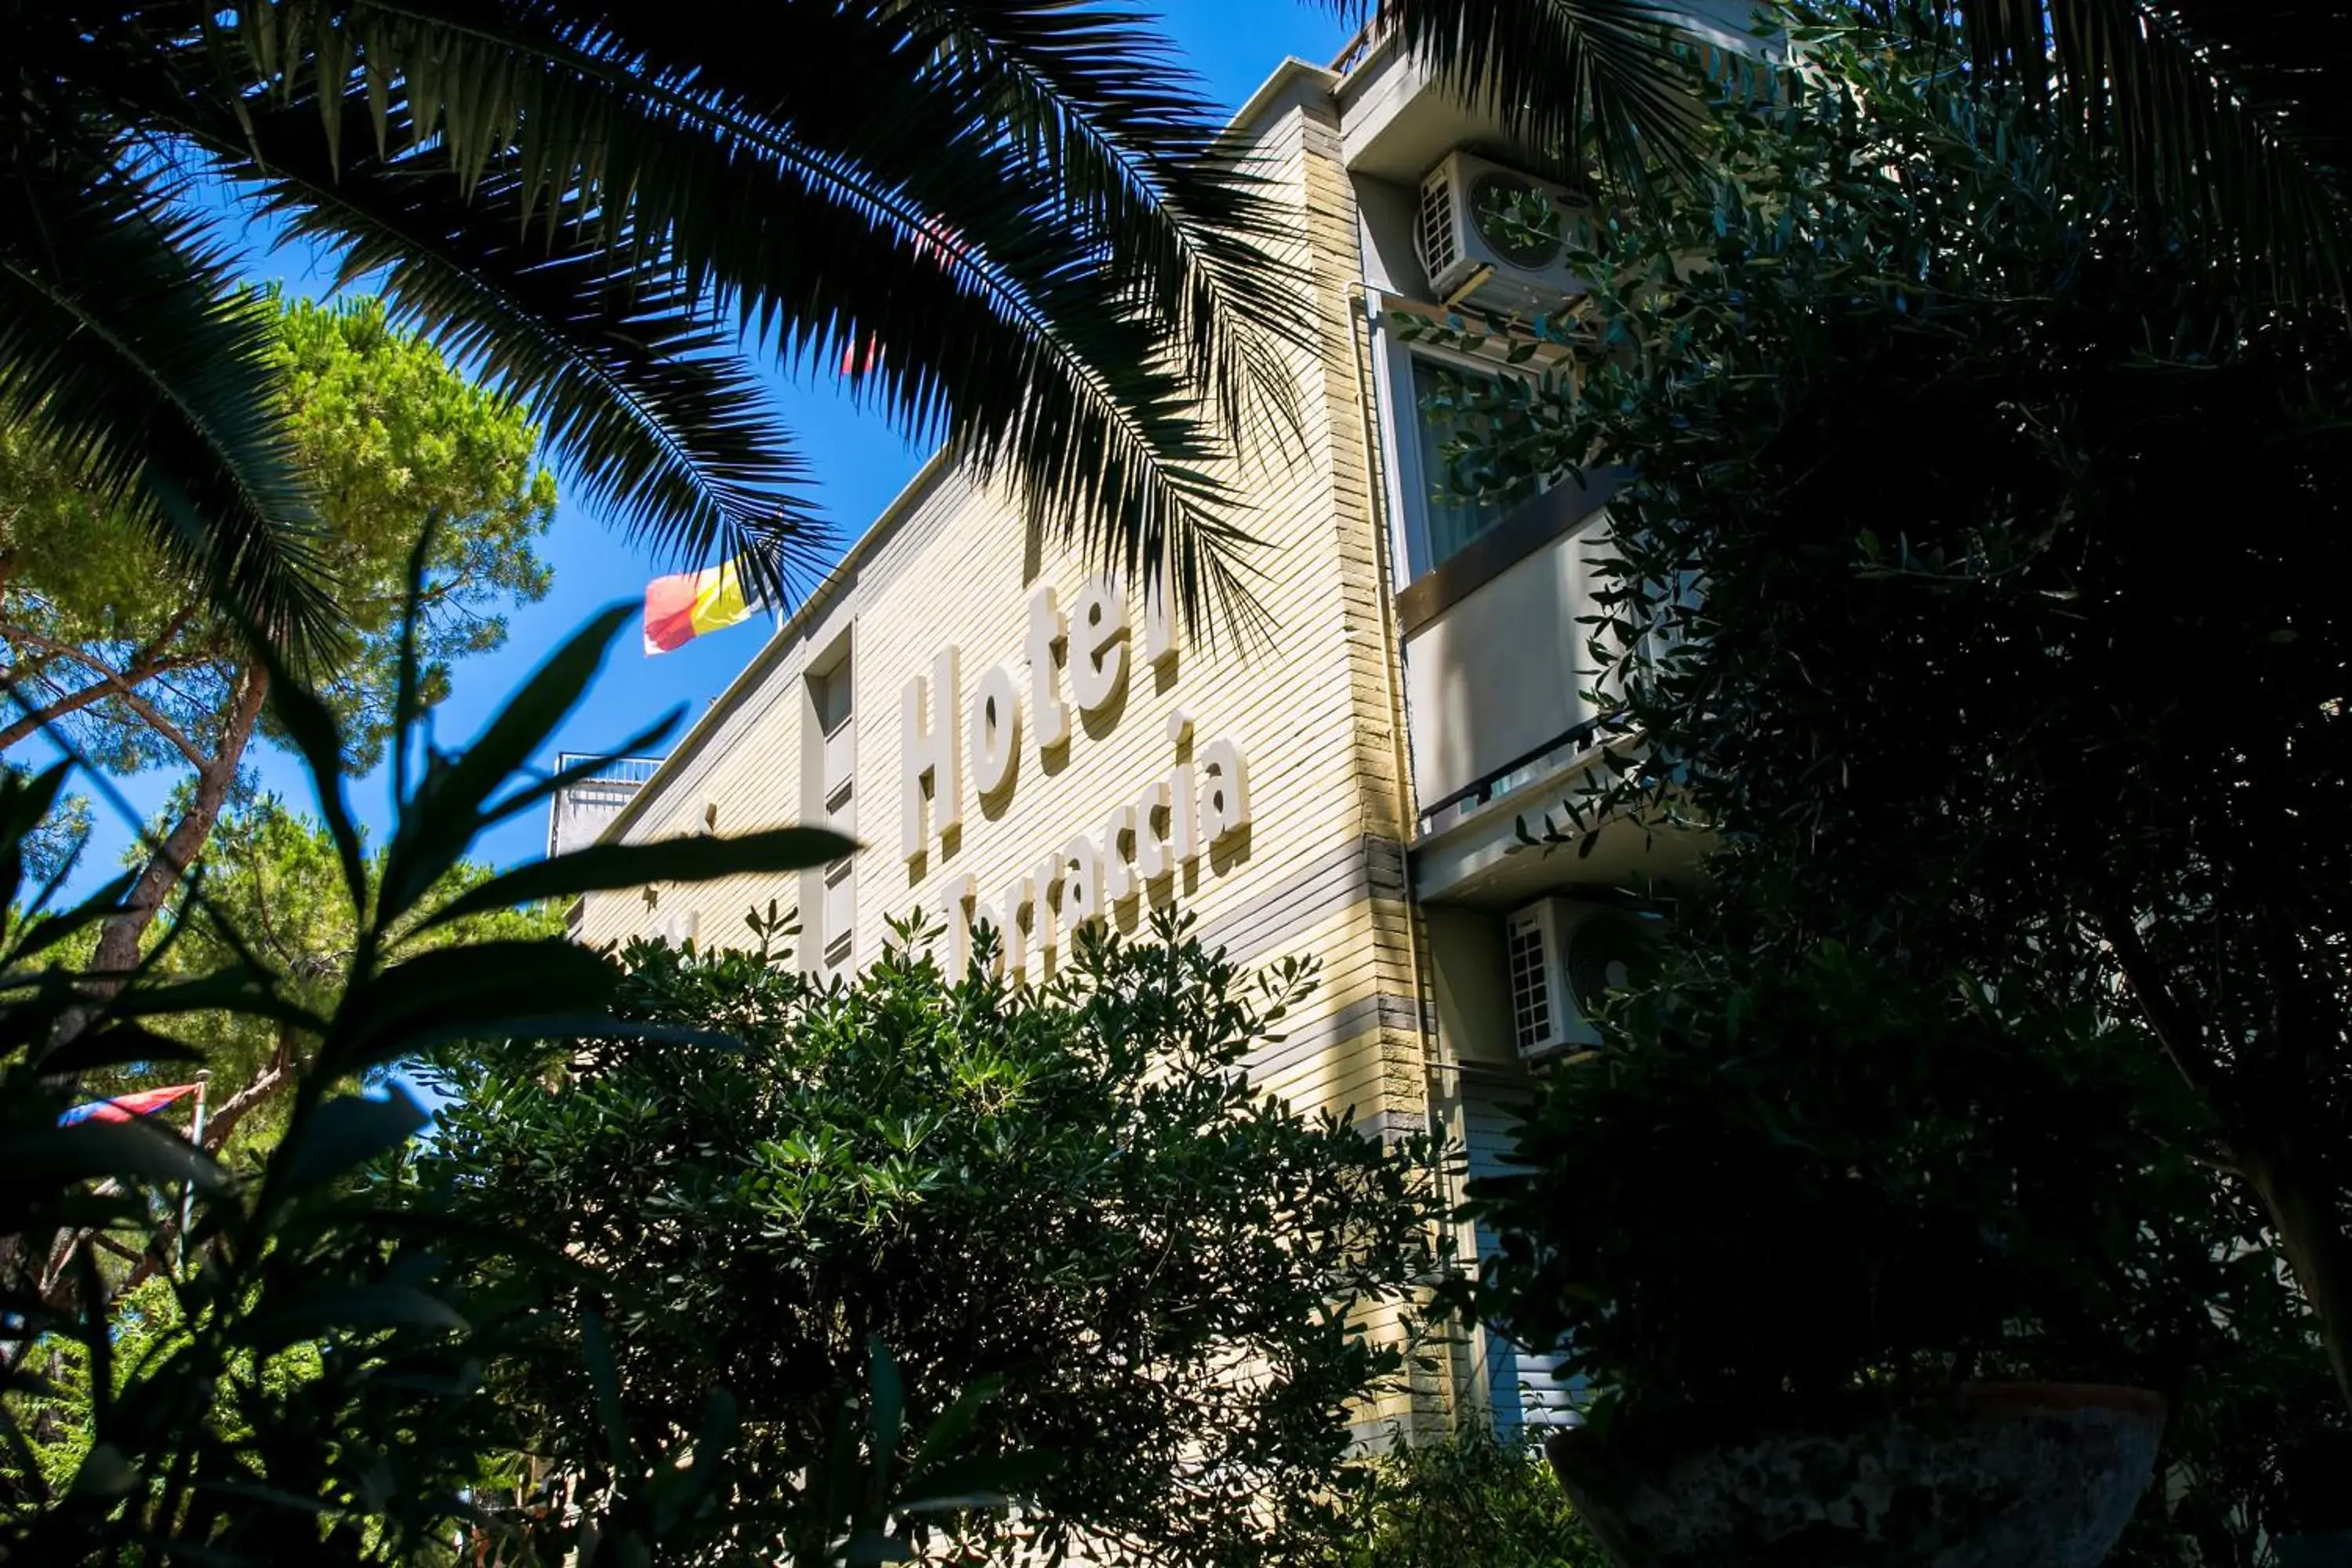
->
left=566, top=17, right=1743, bottom=1435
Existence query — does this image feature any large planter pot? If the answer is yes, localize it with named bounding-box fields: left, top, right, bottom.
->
left=1544, top=1382, right=2165, bottom=1568
left=2278, top=1534, right=2352, bottom=1568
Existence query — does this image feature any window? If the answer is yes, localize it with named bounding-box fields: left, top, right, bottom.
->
left=1406, top=354, right=1512, bottom=572
left=808, top=652, right=858, bottom=970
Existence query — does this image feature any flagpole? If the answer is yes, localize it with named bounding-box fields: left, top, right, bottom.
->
left=176, top=1070, right=210, bottom=1275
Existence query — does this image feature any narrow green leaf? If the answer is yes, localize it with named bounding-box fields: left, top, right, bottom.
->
left=416, top=827, right=855, bottom=933
left=12, top=872, right=141, bottom=964
left=34, top=1023, right=209, bottom=1077
left=328, top=939, right=616, bottom=1073
left=384, top=604, right=633, bottom=920
left=281, top=1088, right=429, bottom=1191
left=868, top=1337, right=905, bottom=1497
left=582, top=1312, right=632, bottom=1472
left=69, top=1442, right=137, bottom=1500
left=896, top=1450, right=1059, bottom=1514
left=2, top=1119, right=228, bottom=1192
left=246, top=1284, right=469, bottom=1350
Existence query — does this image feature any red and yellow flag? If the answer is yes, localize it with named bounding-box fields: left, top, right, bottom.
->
left=644, top=558, right=772, bottom=655
left=58, top=1083, right=201, bottom=1126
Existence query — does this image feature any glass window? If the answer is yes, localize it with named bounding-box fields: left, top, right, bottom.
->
left=815, top=662, right=853, bottom=734
left=1409, top=355, right=1511, bottom=571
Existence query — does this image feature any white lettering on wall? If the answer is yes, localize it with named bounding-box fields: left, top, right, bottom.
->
left=1169, top=756, right=1200, bottom=869
left=900, top=646, right=962, bottom=864
left=1131, top=779, right=1172, bottom=881
left=1069, top=578, right=1128, bottom=712
left=941, top=872, right=977, bottom=975
left=985, top=873, right=1030, bottom=978
left=949, top=741, right=1249, bottom=981
left=1142, top=575, right=1178, bottom=670
left=1030, top=849, right=1064, bottom=966
left=967, top=662, right=1021, bottom=797
left=893, top=572, right=1247, bottom=981
left=1061, top=833, right=1105, bottom=931
left=1027, top=584, right=1069, bottom=753
left=1098, top=804, right=1136, bottom=907
left=1200, top=737, right=1253, bottom=842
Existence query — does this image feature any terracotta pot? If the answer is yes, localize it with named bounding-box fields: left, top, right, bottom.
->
left=1544, top=1383, right=2165, bottom=1568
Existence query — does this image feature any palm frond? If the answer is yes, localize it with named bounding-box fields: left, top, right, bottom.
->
left=857, top=0, right=1312, bottom=450
left=181, top=0, right=1305, bottom=623
left=557, top=70, right=1262, bottom=628
left=104, top=72, right=825, bottom=602
left=1945, top=0, right=2352, bottom=302
left=1326, top=0, right=1718, bottom=191
left=0, top=140, right=339, bottom=658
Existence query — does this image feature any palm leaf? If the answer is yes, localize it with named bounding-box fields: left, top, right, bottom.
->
left=797, top=0, right=1312, bottom=450
left=1323, top=0, right=1718, bottom=191
left=105, top=80, right=824, bottom=599
left=172, top=0, right=1303, bottom=625
left=0, top=137, right=339, bottom=659
left=332, top=0, right=1312, bottom=446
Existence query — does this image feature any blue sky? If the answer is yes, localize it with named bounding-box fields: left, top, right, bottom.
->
left=62, top=2, right=1355, bottom=887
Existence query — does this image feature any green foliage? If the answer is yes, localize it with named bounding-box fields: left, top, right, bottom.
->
left=9, top=1276, right=326, bottom=1508
left=0, top=597, right=859, bottom=1563
left=2, top=293, right=554, bottom=772
left=421, top=913, right=1449, bottom=1568
left=1465, top=936, right=2252, bottom=1415
left=1409, top=9, right=2350, bottom=1555
left=1349, top=0, right=2352, bottom=304
left=1336, top=1425, right=1606, bottom=1568
left=56, top=798, right=564, bottom=1163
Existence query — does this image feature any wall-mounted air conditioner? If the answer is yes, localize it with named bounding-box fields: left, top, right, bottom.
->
left=1504, top=899, right=1657, bottom=1060
left=1414, top=151, right=1597, bottom=318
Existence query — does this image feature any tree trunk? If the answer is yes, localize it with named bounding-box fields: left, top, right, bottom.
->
left=85, top=663, right=269, bottom=982
left=2237, top=1135, right=2352, bottom=1413
left=191, top=1025, right=298, bottom=1156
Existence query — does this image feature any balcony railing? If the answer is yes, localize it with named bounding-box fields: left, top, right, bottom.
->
left=1328, top=18, right=1386, bottom=75
left=546, top=753, right=668, bottom=858
left=554, top=752, right=665, bottom=788
left=1415, top=716, right=1610, bottom=840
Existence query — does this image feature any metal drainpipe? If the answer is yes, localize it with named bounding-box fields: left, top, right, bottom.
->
left=1345, top=277, right=1484, bottom=1428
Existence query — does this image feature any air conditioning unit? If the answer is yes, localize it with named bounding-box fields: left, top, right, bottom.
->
left=1414, top=150, right=1597, bottom=317
left=1504, top=899, right=1657, bottom=1060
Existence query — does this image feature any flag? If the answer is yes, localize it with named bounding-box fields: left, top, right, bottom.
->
left=59, top=1083, right=201, bottom=1127
left=644, top=557, right=773, bottom=655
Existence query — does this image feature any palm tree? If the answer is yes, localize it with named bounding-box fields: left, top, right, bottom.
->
left=3, top=2, right=1303, bottom=655
left=1335, top=0, right=2352, bottom=299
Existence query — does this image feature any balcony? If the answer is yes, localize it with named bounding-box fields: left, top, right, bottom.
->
left=1332, top=1, right=1773, bottom=182
left=1396, top=494, right=1704, bottom=906
left=546, top=753, right=667, bottom=859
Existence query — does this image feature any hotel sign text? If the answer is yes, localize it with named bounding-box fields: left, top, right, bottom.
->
left=899, top=577, right=1250, bottom=975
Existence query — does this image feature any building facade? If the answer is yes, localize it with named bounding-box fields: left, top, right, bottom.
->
left=568, top=24, right=1730, bottom=1433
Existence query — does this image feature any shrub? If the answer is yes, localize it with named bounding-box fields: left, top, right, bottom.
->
left=423, top=913, right=1450, bottom=1568
left=1338, top=1425, right=1605, bottom=1568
